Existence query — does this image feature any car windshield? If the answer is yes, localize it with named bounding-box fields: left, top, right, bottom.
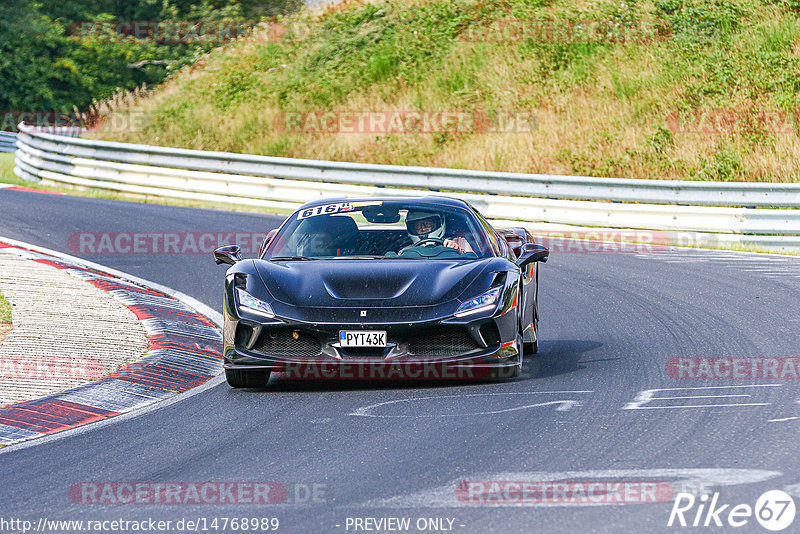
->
left=264, top=200, right=495, bottom=260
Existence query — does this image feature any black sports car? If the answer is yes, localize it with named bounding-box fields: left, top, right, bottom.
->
left=214, top=196, right=548, bottom=387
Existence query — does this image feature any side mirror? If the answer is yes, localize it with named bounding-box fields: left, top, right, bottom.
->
left=214, top=245, right=242, bottom=266
left=515, top=243, right=549, bottom=268
left=498, top=228, right=526, bottom=257
left=505, top=235, right=523, bottom=257
left=258, top=229, right=278, bottom=257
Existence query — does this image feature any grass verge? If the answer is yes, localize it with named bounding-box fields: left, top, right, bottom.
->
left=0, top=289, right=12, bottom=347
left=0, top=153, right=24, bottom=186
left=0, top=290, right=10, bottom=324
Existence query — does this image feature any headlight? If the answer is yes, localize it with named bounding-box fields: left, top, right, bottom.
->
left=235, top=287, right=275, bottom=318
left=455, top=287, right=502, bottom=317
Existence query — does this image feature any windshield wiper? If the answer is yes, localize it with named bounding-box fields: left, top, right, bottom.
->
left=331, top=255, right=385, bottom=260
left=269, top=256, right=315, bottom=261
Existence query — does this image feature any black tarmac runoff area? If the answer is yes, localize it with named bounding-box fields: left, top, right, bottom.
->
left=1, top=188, right=799, bottom=534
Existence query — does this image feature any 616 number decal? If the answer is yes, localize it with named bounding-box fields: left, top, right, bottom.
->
left=297, top=203, right=353, bottom=220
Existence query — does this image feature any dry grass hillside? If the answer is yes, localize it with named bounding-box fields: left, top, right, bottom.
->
left=96, top=0, right=800, bottom=182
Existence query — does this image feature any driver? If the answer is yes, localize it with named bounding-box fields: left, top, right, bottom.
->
left=296, top=218, right=338, bottom=256
left=302, top=230, right=335, bottom=256
left=405, top=211, right=473, bottom=254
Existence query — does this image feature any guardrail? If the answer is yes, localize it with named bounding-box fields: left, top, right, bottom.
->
left=4, top=127, right=81, bottom=153
left=13, top=123, right=800, bottom=251
left=18, top=126, right=82, bottom=136
left=0, top=132, right=17, bottom=153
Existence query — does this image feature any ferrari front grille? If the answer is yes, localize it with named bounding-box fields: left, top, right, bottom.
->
left=338, top=347, right=387, bottom=358
left=251, top=328, right=323, bottom=358
left=408, top=328, right=480, bottom=356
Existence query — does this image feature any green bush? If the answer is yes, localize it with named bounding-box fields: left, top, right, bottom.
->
left=0, top=0, right=302, bottom=119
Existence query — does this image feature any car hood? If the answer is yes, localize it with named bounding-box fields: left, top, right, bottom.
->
left=253, top=258, right=502, bottom=308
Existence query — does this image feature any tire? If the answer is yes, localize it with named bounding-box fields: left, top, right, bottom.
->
left=518, top=284, right=538, bottom=355
left=524, top=314, right=539, bottom=355
left=225, top=369, right=271, bottom=388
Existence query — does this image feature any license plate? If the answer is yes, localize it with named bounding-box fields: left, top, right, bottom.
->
left=339, top=330, right=387, bottom=347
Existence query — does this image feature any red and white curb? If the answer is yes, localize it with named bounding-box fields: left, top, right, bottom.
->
left=0, top=238, right=222, bottom=446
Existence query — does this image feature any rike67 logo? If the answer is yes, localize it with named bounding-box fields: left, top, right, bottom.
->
left=668, top=490, right=796, bottom=531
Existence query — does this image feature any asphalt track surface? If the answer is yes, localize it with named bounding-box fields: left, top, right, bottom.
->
left=1, top=189, right=799, bottom=533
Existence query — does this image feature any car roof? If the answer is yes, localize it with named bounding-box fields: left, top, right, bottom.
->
left=297, top=195, right=472, bottom=211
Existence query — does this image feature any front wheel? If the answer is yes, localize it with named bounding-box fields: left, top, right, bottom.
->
left=225, top=369, right=271, bottom=388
